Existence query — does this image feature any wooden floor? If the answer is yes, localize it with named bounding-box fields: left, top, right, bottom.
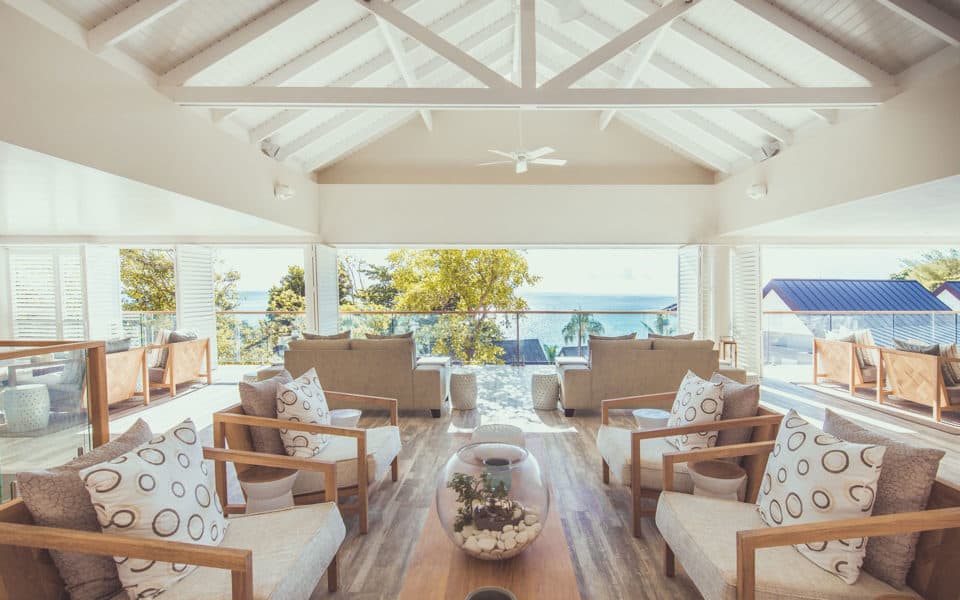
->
left=8, top=364, right=960, bottom=599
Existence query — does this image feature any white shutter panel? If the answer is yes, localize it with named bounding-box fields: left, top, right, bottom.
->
left=700, top=247, right=715, bottom=342
left=83, top=245, right=123, bottom=340
left=59, top=253, right=86, bottom=340
left=10, top=252, right=58, bottom=339
left=175, top=246, right=217, bottom=367
left=732, top=245, right=762, bottom=382
left=678, top=246, right=709, bottom=338
left=313, top=245, right=339, bottom=335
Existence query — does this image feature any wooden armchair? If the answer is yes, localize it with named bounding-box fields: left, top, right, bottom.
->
left=880, top=347, right=960, bottom=423
left=147, top=337, right=212, bottom=397
left=106, top=346, right=150, bottom=406
left=598, top=392, right=781, bottom=537
left=658, top=442, right=960, bottom=600
left=813, top=338, right=880, bottom=397
left=0, top=446, right=345, bottom=599
left=213, top=391, right=400, bottom=534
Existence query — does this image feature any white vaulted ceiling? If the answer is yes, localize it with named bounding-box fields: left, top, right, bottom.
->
left=13, top=0, right=960, bottom=178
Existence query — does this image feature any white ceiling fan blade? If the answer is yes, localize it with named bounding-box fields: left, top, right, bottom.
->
left=526, top=146, right=555, bottom=160
left=477, top=161, right=513, bottom=166
left=488, top=149, right=516, bottom=159
left=530, top=158, right=567, bottom=166
left=516, top=159, right=528, bottom=174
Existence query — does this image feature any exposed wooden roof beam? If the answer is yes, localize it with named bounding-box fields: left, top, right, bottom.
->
left=731, top=0, right=895, bottom=85
left=159, top=0, right=319, bottom=86
left=542, top=0, right=701, bottom=90
left=592, top=0, right=835, bottom=123
left=166, top=86, right=896, bottom=110
left=876, top=0, right=960, bottom=46
left=377, top=17, right=432, bottom=131
left=352, top=0, right=514, bottom=89
left=598, top=28, right=666, bottom=130
left=520, top=0, right=537, bottom=89
left=87, top=0, right=187, bottom=52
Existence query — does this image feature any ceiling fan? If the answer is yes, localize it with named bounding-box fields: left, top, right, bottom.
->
left=477, top=113, right=568, bottom=174
left=478, top=147, right=567, bottom=174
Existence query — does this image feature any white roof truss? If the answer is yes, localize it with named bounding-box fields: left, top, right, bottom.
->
left=875, top=0, right=960, bottom=47
left=520, top=0, right=537, bottom=89
left=598, top=28, right=667, bottom=131
left=86, top=0, right=188, bottom=53
left=377, top=16, right=433, bottom=131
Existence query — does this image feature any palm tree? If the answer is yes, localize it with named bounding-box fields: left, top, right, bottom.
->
left=562, top=312, right=604, bottom=345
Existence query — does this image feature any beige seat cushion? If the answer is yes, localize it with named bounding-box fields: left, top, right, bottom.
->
left=654, top=492, right=918, bottom=600
left=595, top=426, right=693, bottom=493
left=166, top=503, right=345, bottom=600
left=293, top=426, right=401, bottom=495
left=859, top=365, right=877, bottom=383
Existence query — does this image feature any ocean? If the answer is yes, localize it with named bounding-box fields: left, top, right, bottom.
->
left=234, top=290, right=676, bottom=349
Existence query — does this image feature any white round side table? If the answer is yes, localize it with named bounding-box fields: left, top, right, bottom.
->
left=632, top=408, right=671, bottom=429
left=3, top=384, right=51, bottom=433
left=330, top=408, right=362, bottom=428
left=531, top=374, right=559, bottom=410
left=688, top=460, right=746, bottom=501
left=450, top=372, right=478, bottom=410
left=239, top=470, right=299, bottom=514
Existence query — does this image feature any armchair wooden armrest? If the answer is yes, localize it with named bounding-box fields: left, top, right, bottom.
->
left=323, top=391, right=399, bottom=426
left=0, top=521, right=254, bottom=600
left=661, top=441, right=776, bottom=493
left=633, top=414, right=783, bottom=442
left=601, top=392, right=676, bottom=424
left=203, top=447, right=339, bottom=508
left=214, top=410, right=367, bottom=440
left=734, top=507, right=960, bottom=600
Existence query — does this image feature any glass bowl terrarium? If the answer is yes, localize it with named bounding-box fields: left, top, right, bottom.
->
left=437, top=442, right=550, bottom=560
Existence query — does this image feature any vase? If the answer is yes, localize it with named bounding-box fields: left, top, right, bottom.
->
left=437, top=442, right=549, bottom=560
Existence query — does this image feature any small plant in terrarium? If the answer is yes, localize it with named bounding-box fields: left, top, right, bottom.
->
left=447, top=471, right=524, bottom=533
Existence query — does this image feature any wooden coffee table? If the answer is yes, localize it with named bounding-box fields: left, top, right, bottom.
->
left=399, top=438, right=581, bottom=600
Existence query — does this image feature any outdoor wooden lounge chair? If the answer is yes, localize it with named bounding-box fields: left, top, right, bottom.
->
left=813, top=337, right=880, bottom=397
left=147, top=337, right=212, bottom=397
left=212, top=390, right=400, bottom=534
left=656, top=440, right=960, bottom=600
left=105, top=345, right=150, bottom=405
left=880, top=346, right=960, bottom=423
left=597, top=391, right=782, bottom=537
left=0, top=446, right=346, bottom=599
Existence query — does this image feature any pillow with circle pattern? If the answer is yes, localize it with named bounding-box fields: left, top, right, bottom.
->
left=665, top=370, right=725, bottom=451
left=78, top=419, right=227, bottom=599
left=277, top=367, right=332, bottom=458
left=756, top=410, right=886, bottom=584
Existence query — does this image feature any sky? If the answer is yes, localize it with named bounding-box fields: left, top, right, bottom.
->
left=762, top=246, right=934, bottom=281
left=214, top=247, right=304, bottom=290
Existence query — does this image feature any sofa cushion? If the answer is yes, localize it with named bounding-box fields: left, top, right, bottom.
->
left=595, top=425, right=693, bottom=492
left=589, top=333, right=636, bottom=340
left=239, top=371, right=293, bottom=455
left=303, top=330, right=350, bottom=340
left=859, top=366, right=877, bottom=384
left=648, top=332, right=695, bottom=340
left=148, top=328, right=171, bottom=368
left=655, top=492, right=916, bottom=600
left=666, top=371, right=724, bottom=451
left=757, top=410, right=886, bottom=584
left=366, top=331, right=414, bottom=339
left=17, top=419, right=153, bottom=600
left=652, top=339, right=715, bottom=351
left=292, top=425, right=401, bottom=495
left=894, top=339, right=953, bottom=385
left=822, top=410, right=944, bottom=588
left=852, top=330, right=878, bottom=368
left=940, top=343, right=960, bottom=384
left=79, top=419, right=227, bottom=598
left=163, top=503, right=346, bottom=600
left=158, top=330, right=199, bottom=369
left=710, top=372, right=760, bottom=448
left=105, top=337, right=132, bottom=354
left=277, top=368, right=331, bottom=458
left=287, top=339, right=352, bottom=351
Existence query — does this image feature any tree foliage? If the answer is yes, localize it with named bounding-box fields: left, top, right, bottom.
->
left=891, top=249, right=960, bottom=290
left=120, top=249, right=176, bottom=311
left=561, top=311, right=604, bottom=344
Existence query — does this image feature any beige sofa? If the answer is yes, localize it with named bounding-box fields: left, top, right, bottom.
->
left=557, top=338, right=747, bottom=415
left=284, top=337, right=450, bottom=416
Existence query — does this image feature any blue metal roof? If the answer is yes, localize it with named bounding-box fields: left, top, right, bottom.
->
left=934, top=281, right=960, bottom=300
left=762, top=279, right=950, bottom=312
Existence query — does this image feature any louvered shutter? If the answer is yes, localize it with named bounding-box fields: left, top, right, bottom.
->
left=678, top=245, right=713, bottom=339
left=313, top=245, right=340, bottom=335
left=9, top=248, right=85, bottom=340
left=83, top=245, right=123, bottom=340
left=175, top=246, right=217, bottom=367
left=731, top=245, right=762, bottom=382
left=59, top=253, right=85, bottom=339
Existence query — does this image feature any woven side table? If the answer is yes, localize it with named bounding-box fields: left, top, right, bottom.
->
left=3, top=384, right=51, bottom=432
left=531, top=374, right=559, bottom=410
left=450, top=372, right=478, bottom=410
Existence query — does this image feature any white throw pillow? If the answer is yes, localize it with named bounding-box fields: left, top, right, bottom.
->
left=277, top=367, right=332, bottom=458
left=666, top=370, right=724, bottom=451
left=79, top=419, right=227, bottom=598
left=756, top=410, right=886, bottom=584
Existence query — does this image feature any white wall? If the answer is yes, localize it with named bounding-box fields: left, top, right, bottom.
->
left=319, top=184, right=716, bottom=245
left=0, top=4, right=321, bottom=236
left=938, top=290, right=960, bottom=311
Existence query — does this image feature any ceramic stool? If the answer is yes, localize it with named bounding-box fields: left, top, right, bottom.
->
left=330, top=408, right=362, bottom=428
left=451, top=372, right=478, bottom=410
left=632, top=408, right=670, bottom=429
left=688, top=459, right=747, bottom=501
left=239, top=469, right=299, bottom=514
left=531, top=373, right=559, bottom=410
left=3, top=384, right=51, bottom=432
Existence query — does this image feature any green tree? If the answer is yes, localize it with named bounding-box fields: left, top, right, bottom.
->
left=891, top=249, right=960, bottom=290
left=357, top=263, right=399, bottom=308
left=562, top=312, right=605, bottom=344
left=120, top=249, right=176, bottom=310
left=387, top=249, right=540, bottom=363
